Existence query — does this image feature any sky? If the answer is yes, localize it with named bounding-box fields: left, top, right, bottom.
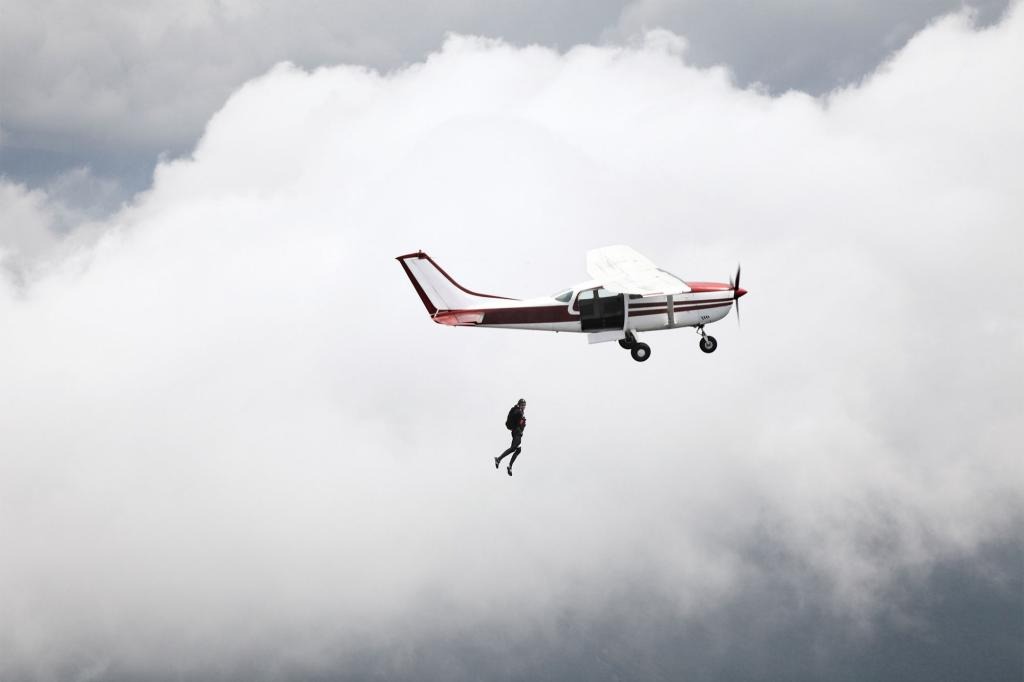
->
left=1, top=1, right=1023, bottom=680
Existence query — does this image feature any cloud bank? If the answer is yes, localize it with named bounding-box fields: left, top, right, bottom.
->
left=1, top=0, right=1011, bottom=193
left=611, top=0, right=1011, bottom=94
left=1, top=8, right=1022, bottom=680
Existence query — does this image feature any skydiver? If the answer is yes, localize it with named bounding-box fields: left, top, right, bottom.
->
left=495, top=398, right=526, bottom=476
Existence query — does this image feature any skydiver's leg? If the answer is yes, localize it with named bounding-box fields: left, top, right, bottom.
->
left=506, top=446, right=520, bottom=476
left=497, top=432, right=522, bottom=463
left=496, top=445, right=514, bottom=463
left=506, top=430, right=524, bottom=474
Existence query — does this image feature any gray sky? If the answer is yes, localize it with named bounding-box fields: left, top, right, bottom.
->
left=0, top=0, right=1011, bottom=196
left=1, top=2, right=1023, bottom=680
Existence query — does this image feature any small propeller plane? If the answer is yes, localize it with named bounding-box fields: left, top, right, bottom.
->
left=396, top=245, right=747, bottom=362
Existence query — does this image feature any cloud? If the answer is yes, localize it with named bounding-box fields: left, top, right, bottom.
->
left=1, top=10, right=1022, bottom=681
left=0, top=0, right=1012, bottom=193
left=0, top=0, right=622, bottom=170
left=0, top=181, right=59, bottom=272
left=611, top=0, right=1012, bottom=94
left=0, top=169, right=118, bottom=281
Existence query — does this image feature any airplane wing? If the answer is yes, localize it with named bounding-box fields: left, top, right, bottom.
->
left=586, top=245, right=690, bottom=296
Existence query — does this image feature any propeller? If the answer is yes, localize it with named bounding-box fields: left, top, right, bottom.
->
left=729, top=263, right=746, bottom=325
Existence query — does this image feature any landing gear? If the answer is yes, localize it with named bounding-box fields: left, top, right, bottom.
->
left=697, top=326, right=717, bottom=354
left=630, top=343, right=651, bottom=362
left=620, top=331, right=650, bottom=361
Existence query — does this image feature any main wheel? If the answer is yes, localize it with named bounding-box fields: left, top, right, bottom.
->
left=699, top=336, right=718, bottom=354
left=630, top=342, right=651, bottom=362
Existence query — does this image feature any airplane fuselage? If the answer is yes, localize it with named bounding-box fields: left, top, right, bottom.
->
left=397, top=250, right=747, bottom=359
left=434, top=282, right=735, bottom=336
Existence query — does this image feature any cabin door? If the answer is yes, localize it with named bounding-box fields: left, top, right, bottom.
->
left=578, top=288, right=625, bottom=331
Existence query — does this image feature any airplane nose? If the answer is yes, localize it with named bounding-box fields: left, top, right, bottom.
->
left=736, top=287, right=747, bottom=298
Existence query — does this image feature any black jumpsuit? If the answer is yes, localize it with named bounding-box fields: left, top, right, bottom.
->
left=497, top=405, right=525, bottom=467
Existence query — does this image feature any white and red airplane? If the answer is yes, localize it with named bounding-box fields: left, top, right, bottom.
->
left=396, top=245, right=747, bottom=362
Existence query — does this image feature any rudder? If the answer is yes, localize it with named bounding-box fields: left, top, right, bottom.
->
left=396, top=251, right=516, bottom=315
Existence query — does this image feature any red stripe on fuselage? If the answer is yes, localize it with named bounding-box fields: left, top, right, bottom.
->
left=434, top=299, right=733, bottom=326
left=630, top=294, right=732, bottom=308
left=628, top=301, right=732, bottom=318
left=481, top=306, right=576, bottom=325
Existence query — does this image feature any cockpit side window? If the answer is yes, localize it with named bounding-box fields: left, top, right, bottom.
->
left=571, top=287, right=597, bottom=312
left=553, top=289, right=573, bottom=303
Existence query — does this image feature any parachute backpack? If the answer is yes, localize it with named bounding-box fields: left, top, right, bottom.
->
left=505, top=398, right=526, bottom=430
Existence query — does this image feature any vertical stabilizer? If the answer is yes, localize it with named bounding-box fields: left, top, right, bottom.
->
left=396, top=251, right=516, bottom=315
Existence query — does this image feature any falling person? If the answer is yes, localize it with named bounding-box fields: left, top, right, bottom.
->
left=495, top=398, right=526, bottom=476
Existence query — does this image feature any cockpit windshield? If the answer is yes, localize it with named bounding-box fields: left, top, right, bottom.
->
left=552, top=289, right=573, bottom=303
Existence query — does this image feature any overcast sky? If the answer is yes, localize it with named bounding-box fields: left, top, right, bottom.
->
left=1, top=2, right=1022, bottom=681
left=0, top=0, right=1012, bottom=196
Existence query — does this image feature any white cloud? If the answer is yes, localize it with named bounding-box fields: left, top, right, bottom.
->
left=611, top=0, right=1012, bottom=93
left=1, top=9, right=1022, bottom=679
left=0, top=181, right=58, bottom=271
left=1, top=0, right=1011, bottom=190
left=0, top=169, right=118, bottom=280
left=0, top=0, right=621, bottom=162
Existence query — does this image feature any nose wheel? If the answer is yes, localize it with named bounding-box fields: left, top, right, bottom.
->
left=697, top=326, right=718, bottom=354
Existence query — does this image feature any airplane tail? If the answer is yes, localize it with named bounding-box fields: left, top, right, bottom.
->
left=396, top=251, right=517, bottom=316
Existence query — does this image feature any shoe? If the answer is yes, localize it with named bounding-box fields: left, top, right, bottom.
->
left=494, top=456, right=500, bottom=469
left=507, top=466, right=513, bottom=477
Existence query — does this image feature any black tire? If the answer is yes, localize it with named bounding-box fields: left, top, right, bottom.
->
left=699, top=336, right=718, bottom=354
left=630, top=342, right=651, bottom=362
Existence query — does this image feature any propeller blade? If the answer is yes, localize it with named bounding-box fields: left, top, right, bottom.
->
left=733, top=263, right=742, bottom=327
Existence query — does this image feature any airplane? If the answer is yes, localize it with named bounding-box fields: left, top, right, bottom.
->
left=396, top=245, right=747, bottom=362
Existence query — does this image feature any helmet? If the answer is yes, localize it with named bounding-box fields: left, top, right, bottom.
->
left=517, top=398, right=526, bottom=406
